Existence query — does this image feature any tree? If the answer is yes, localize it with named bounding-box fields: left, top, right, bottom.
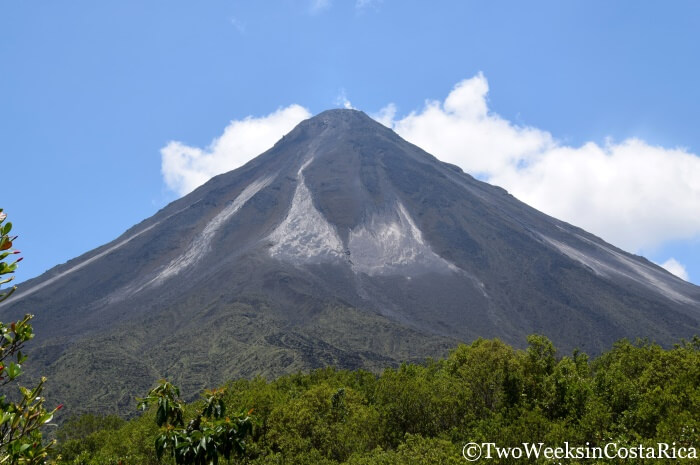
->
left=0, top=210, right=21, bottom=304
left=138, top=380, right=253, bottom=465
left=0, top=209, right=61, bottom=464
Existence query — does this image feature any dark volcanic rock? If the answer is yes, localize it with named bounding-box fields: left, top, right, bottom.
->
left=2, top=109, right=699, bottom=415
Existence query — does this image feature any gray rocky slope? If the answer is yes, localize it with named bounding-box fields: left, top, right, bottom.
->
left=2, top=109, right=698, bottom=414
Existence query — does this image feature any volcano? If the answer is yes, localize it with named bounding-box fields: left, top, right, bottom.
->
left=2, top=109, right=699, bottom=415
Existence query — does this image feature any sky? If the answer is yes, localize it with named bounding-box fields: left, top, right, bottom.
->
left=2, top=1, right=700, bottom=286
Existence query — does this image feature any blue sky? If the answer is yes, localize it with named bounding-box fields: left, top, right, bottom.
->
left=2, top=1, right=700, bottom=285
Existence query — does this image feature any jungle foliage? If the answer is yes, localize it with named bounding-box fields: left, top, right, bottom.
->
left=0, top=210, right=62, bottom=464
left=54, top=334, right=699, bottom=464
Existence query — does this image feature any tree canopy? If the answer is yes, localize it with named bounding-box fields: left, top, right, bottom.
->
left=54, top=335, right=699, bottom=464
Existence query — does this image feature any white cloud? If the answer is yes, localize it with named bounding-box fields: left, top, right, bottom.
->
left=371, top=103, right=396, bottom=128
left=380, top=74, right=700, bottom=254
left=659, top=258, right=689, bottom=281
left=161, top=105, right=311, bottom=195
left=390, top=74, right=554, bottom=176
left=229, top=17, right=246, bottom=34
left=310, top=0, right=331, bottom=13
left=489, top=139, right=700, bottom=251
left=356, top=0, right=382, bottom=10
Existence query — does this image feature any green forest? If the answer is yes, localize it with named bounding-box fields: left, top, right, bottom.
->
left=52, top=335, right=699, bottom=465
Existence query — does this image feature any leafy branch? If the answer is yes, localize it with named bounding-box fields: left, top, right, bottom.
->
left=138, top=380, right=253, bottom=465
left=0, top=209, right=61, bottom=464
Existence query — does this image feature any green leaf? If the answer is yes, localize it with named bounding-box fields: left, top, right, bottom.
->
left=7, top=362, right=21, bottom=380
left=0, top=412, right=13, bottom=425
left=155, top=435, right=165, bottom=459
left=156, top=405, right=166, bottom=426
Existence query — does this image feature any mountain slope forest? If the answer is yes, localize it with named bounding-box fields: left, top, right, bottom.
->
left=54, top=335, right=699, bottom=465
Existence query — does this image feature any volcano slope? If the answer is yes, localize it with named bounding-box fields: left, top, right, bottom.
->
left=2, top=109, right=698, bottom=415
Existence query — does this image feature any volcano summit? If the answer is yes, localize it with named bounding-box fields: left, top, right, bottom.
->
left=2, top=109, right=699, bottom=414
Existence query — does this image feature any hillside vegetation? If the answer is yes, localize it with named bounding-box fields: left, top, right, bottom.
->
left=54, top=335, right=699, bottom=464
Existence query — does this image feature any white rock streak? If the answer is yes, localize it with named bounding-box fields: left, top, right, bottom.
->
left=150, top=175, right=275, bottom=286
left=268, top=161, right=345, bottom=263
left=542, top=234, right=694, bottom=304
left=1, top=217, right=166, bottom=306
left=267, top=160, right=458, bottom=275
left=348, top=202, right=458, bottom=276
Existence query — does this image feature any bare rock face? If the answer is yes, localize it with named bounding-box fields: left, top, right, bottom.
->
left=2, top=109, right=698, bottom=415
